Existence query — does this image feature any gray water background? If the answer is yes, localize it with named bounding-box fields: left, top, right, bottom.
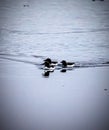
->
left=0, top=1, right=109, bottom=130
left=0, top=0, right=109, bottom=63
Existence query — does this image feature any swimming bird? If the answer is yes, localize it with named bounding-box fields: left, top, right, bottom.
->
left=61, top=60, right=75, bottom=68
left=44, top=58, right=58, bottom=66
left=43, top=61, right=55, bottom=72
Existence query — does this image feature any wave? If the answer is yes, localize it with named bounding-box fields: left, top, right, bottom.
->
left=1, top=27, right=109, bottom=35
left=0, top=53, right=45, bottom=58
left=0, top=53, right=109, bottom=69
left=74, top=61, right=109, bottom=68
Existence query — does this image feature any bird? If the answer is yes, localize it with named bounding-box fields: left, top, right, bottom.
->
left=43, top=61, right=55, bottom=72
left=44, top=58, right=58, bottom=66
left=61, top=60, right=75, bottom=68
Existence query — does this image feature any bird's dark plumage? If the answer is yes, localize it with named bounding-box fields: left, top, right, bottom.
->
left=61, top=60, right=75, bottom=68
left=44, top=58, right=58, bottom=65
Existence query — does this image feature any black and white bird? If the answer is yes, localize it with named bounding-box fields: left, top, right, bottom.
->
left=44, top=58, right=58, bottom=66
left=61, top=60, right=75, bottom=68
left=43, top=61, right=55, bottom=72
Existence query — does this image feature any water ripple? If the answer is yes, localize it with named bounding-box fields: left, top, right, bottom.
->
left=0, top=53, right=109, bottom=69
left=1, top=27, right=109, bottom=35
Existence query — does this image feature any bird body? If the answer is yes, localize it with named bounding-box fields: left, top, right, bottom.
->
left=44, top=66, right=55, bottom=71
left=61, top=60, right=75, bottom=68
left=44, top=58, right=58, bottom=66
left=43, top=61, right=55, bottom=72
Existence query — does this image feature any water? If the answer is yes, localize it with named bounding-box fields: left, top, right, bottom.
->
left=0, top=0, right=109, bottom=65
left=0, top=1, right=109, bottom=130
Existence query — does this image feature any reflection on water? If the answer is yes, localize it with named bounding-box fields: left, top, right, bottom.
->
left=42, top=71, right=50, bottom=77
